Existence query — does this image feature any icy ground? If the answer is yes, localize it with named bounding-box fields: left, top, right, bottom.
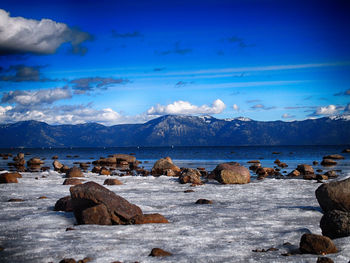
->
left=0, top=171, right=349, bottom=263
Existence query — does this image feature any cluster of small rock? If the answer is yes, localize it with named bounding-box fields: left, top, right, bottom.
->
left=295, top=175, right=350, bottom=262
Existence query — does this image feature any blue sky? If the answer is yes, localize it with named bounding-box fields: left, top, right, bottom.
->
left=0, top=0, right=349, bottom=125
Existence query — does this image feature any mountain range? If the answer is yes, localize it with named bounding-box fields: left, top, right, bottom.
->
left=0, top=115, right=349, bottom=147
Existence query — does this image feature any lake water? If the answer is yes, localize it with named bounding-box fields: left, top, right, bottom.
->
left=1, top=145, right=350, bottom=178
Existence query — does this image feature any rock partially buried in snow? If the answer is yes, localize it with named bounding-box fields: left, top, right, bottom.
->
left=179, top=168, right=202, bottom=185
left=0, top=172, right=21, bottom=183
left=63, top=178, right=83, bottom=185
left=69, top=181, right=143, bottom=225
left=315, top=177, right=350, bottom=213
left=320, top=209, right=350, bottom=239
left=299, top=233, right=337, bottom=255
left=103, top=178, right=123, bottom=185
left=149, top=248, right=172, bottom=257
left=195, top=199, right=213, bottom=204
left=151, top=157, right=181, bottom=176
left=211, top=163, right=250, bottom=184
left=134, top=213, right=169, bottom=224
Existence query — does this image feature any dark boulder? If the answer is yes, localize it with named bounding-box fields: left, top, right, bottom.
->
left=69, top=181, right=143, bottom=225
left=299, top=233, right=337, bottom=255
left=321, top=159, right=337, bottom=166
left=195, top=199, right=213, bottom=204
left=59, top=259, right=76, bottom=263
left=324, top=170, right=338, bottom=178
left=315, top=177, right=350, bottom=213
left=323, top=154, right=344, bottom=160
left=297, top=164, right=314, bottom=175
left=317, top=257, right=334, bottom=263
left=149, top=248, right=172, bottom=257
left=54, top=196, right=73, bottom=212
left=103, top=179, right=123, bottom=185
left=320, top=209, right=350, bottom=239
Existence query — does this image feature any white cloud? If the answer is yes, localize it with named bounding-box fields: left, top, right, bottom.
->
left=232, top=104, right=239, bottom=111
left=0, top=9, right=92, bottom=55
left=315, top=105, right=338, bottom=116
left=281, top=113, right=295, bottom=119
left=147, top=99, right=226, bottom=116
left=1, top=88, right=72, bottom=106
left=0, top=104, right=153, bottom=126
left=0, top=105, right=12, bottom=115
left=251, top=104, right=276, bottom=110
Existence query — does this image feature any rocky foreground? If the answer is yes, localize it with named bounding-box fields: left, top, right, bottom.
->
left=0, top=150, right=350, bottom=262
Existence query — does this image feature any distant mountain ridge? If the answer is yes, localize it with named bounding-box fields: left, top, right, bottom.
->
left=0, top=115, right=349, bottom=147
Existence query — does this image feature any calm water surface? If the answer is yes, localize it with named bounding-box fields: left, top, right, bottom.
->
left=1, top=145, right=349, bottom=177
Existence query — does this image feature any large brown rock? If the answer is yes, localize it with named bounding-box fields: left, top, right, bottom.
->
left=80, top=203, right=112, bottom=225
left=70, top=181, right=143, bottom=225
left=315, top=177, right=350, bottom=213
left=210, top=162, right=239, bottom=177
left=320, top=210, right=350, bottom=239
left=0, top=172, right=21, bottom=183
left=151, top=157, right=180, bottom=176
left=296, top=164, right=314, bottom=175
left=212, top=163, right=250, bottom=184
left=66, top=167, right=84, bottom=178
left=299, top=233, right=337, bottom=255
left=217, top=168, right=250, bottom=184
left=179, top=168, right=202, bottom=185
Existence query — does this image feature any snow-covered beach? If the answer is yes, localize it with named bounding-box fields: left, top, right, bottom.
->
left=1, top=167, right=350, bottom=263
